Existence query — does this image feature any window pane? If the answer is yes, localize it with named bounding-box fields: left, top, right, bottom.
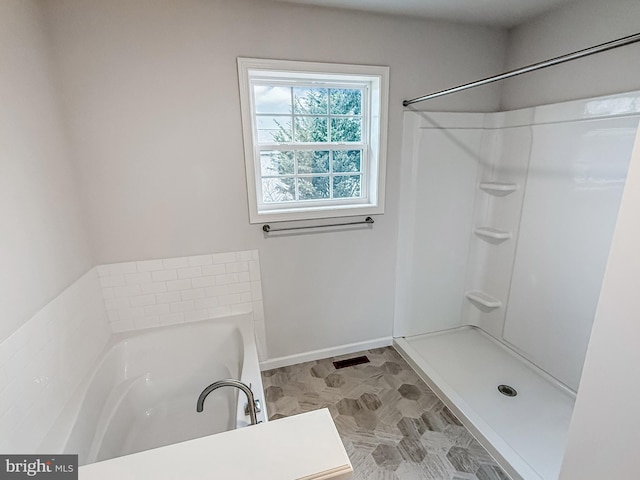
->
left=332, top=150, right=361, bottom=173
left=260, top=151, right=294, bottom=176
left=331, top=118, right=361, bottom=142
left=294, top=88, right=328, bottom=115
left=254, top=85, right=292, bottom=114
left=257, top=115, right=292, bottom=143
left=295, top=117, right=328, bottom=142
left=333, top=175, right=361, bottom=198
left=262, top=177, right=295, bottom=203
left=298, top=176, right=330, bottom=200
left=298, top=151, right=329, bottom=174
left=330, top=89, right=362, bottom=115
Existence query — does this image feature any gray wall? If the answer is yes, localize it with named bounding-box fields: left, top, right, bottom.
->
left=42, top=0, right=507, bottom=359
left=501, top=0, right=640, bottom=110
left=0, top=0, right=93, bottom=342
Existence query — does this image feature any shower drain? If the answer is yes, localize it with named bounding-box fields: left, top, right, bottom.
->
left=497, top=384, right=518, bottom=397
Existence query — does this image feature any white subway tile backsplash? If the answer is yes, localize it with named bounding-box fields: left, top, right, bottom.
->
left=125, top=271, right=152, bottom=285
left=212, top=252, right=237, bottom=264
left=0, top=268, right=111, bottom=453
left=130, top=294, right=157, bottom=307
left=170, top=300, right=195, bottom=313
left=216, top=273, right=239, bottom=285
left=99, top=275, right=126, bottom=288
left=156, top=292, right=181, bottom=304
left=191, top=275, right=217, bottom=288
left=166, top=279, right=192, bottom=292
left=136, top=259, right=164, bottom=272
left=144, top=304, right=170, bottom=316
left=118, top=307, right=145, bottom=320
left=96, top=250, right=266, bottom=357
left=201, top=264, right=226, bottom=276
left=162, top=257, right=190, bottom=269
left=204, top=285, right=230, bottom=297
left=187, top=255, right=213, bottom=267
left=219, top=293, right=244, bottom=306
left=226, top=261, right=249, bottom=273
left=140, top=282, right=167, bottom=294
left=228, top=282, right=251, bottom=295
left=177, top=266, right=202, bottom=279
left=236, top=251, right=255, bottom=262
left=180, top=288, right=205, bottom=301
left=104, top=297, right=129, bottom=310
left=159, top=312, right=184, bottom=325
left=151, top=269, right=178, bottom=282
left=114, top=284, right=141, bottom=297
left=195, top=297, right=219, bottom=309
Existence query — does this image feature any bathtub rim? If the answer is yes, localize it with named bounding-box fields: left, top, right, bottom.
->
left=38, top=313, right=267, bottom=458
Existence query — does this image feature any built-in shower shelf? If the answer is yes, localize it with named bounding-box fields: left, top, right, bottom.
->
left=479, top=182, right=518, bottom=195
left=473, top=227, right=512, bottom=242
left=465, top=291, right=502, bottom=309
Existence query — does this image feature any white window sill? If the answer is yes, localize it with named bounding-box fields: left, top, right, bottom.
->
left=251, top=202, right=383, bottom=224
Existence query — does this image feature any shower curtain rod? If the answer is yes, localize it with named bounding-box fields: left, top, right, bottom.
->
left=402, top=32, right=640, bottom=106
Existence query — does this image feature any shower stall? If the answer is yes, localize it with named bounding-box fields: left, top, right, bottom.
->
left=393, top=91, right=640, bottom=480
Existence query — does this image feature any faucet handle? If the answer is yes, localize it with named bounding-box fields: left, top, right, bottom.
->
left=245, top=398, right=262, bottom=416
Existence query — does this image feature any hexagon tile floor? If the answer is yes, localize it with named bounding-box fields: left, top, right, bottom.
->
left=261, top=347, right=510, bottom=480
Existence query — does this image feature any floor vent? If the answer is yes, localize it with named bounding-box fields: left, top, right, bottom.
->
left=333, top=355, right=370, bottom=369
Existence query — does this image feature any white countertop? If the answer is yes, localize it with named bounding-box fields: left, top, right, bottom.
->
left=79, top=408, right=352, bottom=480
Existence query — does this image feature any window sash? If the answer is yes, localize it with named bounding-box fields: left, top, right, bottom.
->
left=251, top=80, right=370, bottom=209
left=251, top=81, right=369, bottom=149
left=259, top=190, right=369, bottom=211
left=256, top=145, right=369, bottom=208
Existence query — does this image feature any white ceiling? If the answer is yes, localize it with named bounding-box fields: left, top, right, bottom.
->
left=274, top=0, right=578, bottom=28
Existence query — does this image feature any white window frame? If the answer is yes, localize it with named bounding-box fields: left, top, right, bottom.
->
left=238, top=58, right=389, bottom=224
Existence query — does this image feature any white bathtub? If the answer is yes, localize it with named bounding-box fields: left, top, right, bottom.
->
left=39, top=314, right=267, bottom=465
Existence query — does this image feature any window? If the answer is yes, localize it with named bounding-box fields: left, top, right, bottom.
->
left=238, top=58, right=389, bottom=223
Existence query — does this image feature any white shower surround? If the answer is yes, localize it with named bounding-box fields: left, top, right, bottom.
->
left=395, top=91, right=640, bottom=479
left=396, top=91, right=640, bottom=388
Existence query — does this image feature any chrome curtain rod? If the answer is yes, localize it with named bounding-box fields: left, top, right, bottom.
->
left=403, top=32, right=640, bottom=106
left=263, top=216, right=374, bottom=233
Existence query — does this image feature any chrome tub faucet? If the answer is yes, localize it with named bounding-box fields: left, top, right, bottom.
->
left=196, top=379, right=259, bottom=425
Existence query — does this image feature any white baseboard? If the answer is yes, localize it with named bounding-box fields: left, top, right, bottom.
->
left=260, top=336, right=393, bottom=371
